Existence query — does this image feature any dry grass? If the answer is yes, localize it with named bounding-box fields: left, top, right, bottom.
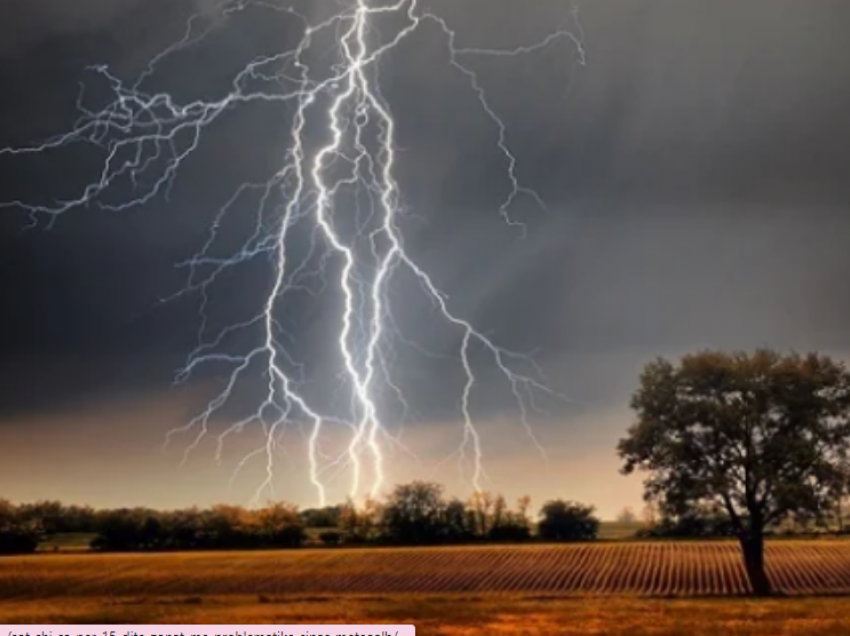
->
left=3, top=594, right=850, bottom=635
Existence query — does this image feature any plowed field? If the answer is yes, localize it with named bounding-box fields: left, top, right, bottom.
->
left=4, top=541, right=850, bottom=598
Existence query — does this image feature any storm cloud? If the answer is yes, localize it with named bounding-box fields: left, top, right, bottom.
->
left=0, top=0, right=848, bottom=512
left=0, top=0, right=139, bottom=55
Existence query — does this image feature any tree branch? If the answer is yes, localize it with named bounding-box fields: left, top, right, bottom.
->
left=721, top=492, right=743, bottom=533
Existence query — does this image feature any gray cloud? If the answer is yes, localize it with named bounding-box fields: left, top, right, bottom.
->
left=0, top=0, right=848, bottom=507
left=0, top=0, right=140, bottom=56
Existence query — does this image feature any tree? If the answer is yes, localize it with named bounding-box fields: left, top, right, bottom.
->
left=164, top=507, right=205, bottom=549
left=618, top=349, right=850, bottom=596
left=832, top=461, right=850, bottom=533
left=468, top=490, right=495, bottom=537
left=300, top=506, right=342, bottom=528
left=254, top=502, right=305, bottom=547
left=201, top=504, right=249, bottom=549
left=537, top=500, right=599, bottom=541
left=17, top=500, right=64, bottom=535
left=318, top=530, right=342, bottom=546
left=486, top=495, right=532, bottom=542
left=91, top=507, right=163, bottom=551
left=382, top=481, right=446, bottom=544
left=441, top=498, right=476, bottom=543
left=640, top=501, right=660, bottom=529
left=651, top=502, right=737, bottom=538
left=339, top=497, right=382, bottom=543
left=516, top=495, right=532, bottom=521
left=60, top=504, right=98, bottom=533
left=615, top=507, right=637, bottom=524
left=0, top=499, right=42, bottom=555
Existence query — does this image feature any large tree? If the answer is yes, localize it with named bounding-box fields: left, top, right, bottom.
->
left=618, top=349, right=850, bottom=596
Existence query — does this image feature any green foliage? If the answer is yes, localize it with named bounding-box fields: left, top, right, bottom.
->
left=481, top=494, right=532, bottom=542
left=253, top=502, right=306, bottom=547
left=440, top=497, right=477, bottom=543
left=338, top=497, right=383, bottom=544
left=13, top=500, right=98, bottom=534
left=379, top=484, right=534, bottom=545
left=636, top=504, right=738, bottom=538
left=619, top=349, right=850, bottom=527
left=537, top=499, right=600, bottom=541
left=618, top=349, right=850, bottom=594
left=381, top=481, right=447, bottom=544
left=0, top=499, right=42, bottom=555
left=2, top=481, right=584, bottom=552
left=89, top=502, right=306, bottom=551
left=301, top=506, right=342, bottom=528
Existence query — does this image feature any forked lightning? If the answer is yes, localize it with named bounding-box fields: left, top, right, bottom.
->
left=0, top=0, right=584, bottom=507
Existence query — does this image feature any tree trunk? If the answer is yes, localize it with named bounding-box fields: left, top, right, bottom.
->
left=738, top=531, right=772, bottom=596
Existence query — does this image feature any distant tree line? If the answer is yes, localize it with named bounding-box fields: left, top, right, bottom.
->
left=632, top=500, right=850, bottom=539
left=9, top=344, right=850, bottom=600
left=0, top=482, right=601, bottom=554
left=4, top=482, right=847, bottom=557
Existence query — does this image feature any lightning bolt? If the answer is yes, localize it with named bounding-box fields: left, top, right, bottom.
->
left=0, top=0, right=585, bottom=507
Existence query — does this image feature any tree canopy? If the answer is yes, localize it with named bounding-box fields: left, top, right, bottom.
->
left=537, top=499, right=600, bottom=541
left=618, top=349, right=850, bottom=595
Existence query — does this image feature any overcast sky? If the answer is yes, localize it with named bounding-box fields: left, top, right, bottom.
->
left=0, top=0, right=848, bottom=517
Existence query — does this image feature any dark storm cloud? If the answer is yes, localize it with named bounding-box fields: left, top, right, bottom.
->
left=0, top=0, right=849, bottom=431
left=399, top=0, right=850, bottom=208
left=0, top=0, right=139, bottom=56
left=0, top=0, right=240, bottom=58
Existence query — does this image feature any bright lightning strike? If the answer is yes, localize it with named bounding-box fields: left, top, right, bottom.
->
left=0, top=0, right=585, bottom=507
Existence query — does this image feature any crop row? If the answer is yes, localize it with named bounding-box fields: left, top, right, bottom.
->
left=3, top=541, right=850, bottom=598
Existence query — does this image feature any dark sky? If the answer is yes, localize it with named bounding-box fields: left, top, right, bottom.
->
left=1, top=0, right=849, bottom=515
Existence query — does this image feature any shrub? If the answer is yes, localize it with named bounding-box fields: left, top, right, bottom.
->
left=0, top=529, right=40, bottom=555
left=537, top=500, right=599, bottom=541
left=319, top=530, right=342, bottom=546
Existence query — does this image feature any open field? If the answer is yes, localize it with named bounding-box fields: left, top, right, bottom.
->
left=37, top=532, right=97, bottom=552
left=7, top=541, right=850, bottom=597
left=596, top=521, right=644, bottom=540
left=7, top=543, right=850, bottom=634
